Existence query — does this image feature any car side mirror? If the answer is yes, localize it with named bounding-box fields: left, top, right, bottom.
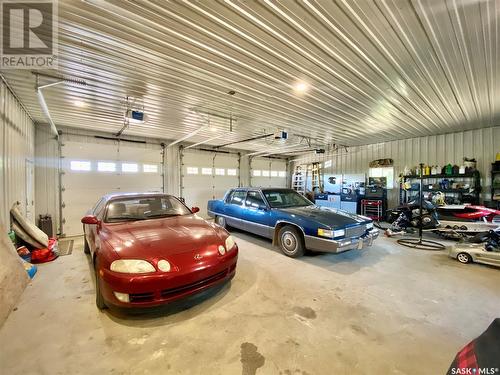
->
left=191, top=207, right=200, bottom=214
left=81, top=215, right=99, bottom=225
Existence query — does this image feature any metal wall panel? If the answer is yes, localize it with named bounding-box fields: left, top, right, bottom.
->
left=292, top=127, right=500, bottom=207
left=0, top=80, right=35, bottom=226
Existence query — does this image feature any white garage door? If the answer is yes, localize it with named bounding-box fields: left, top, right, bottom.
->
left=250, top=157, right=288, bottom=188
left=61, top=136, right=163, bottom=236
left=182, top=150, right=239, bottom=217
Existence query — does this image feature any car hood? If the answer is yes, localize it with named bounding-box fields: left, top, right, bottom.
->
left=279, top=205, right=370, bottom=229
left=101, top=215, right=225, bottom=259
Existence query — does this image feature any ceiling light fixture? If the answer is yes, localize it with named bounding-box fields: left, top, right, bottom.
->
left=293, top=81, right=309, bottom=94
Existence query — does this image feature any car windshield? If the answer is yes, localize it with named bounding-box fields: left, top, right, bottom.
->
left=105, top=196, right=192, bottom=223
left=263, top=189, right=313, bottom=208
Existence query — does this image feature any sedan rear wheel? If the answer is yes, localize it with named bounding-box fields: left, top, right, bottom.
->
left=278, top=226, right=305, bottom=258
left=457, top=252, right=472, bottom=264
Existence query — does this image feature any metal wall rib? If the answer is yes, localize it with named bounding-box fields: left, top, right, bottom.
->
left=0, top=80, right=35, bottom=226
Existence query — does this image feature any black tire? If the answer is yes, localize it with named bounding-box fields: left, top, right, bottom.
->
left=83, top=232, right=90, bottom=254
left=278, top=226, right=305, bottom=258
left=94, top=260, right=107, bottom=310
left=457, top=252, right=472, bottom=264
left=215, top=215, right=227, bottom=229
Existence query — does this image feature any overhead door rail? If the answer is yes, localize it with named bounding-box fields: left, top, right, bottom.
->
left=32, top=71, right=87, bottom=138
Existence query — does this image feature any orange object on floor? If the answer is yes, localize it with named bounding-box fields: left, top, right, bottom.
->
left=30, top=238, right=58, bottom=264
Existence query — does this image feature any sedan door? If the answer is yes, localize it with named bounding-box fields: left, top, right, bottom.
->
left=242, top=191, right=272, bottom=238
left=223, top=190, right=247, bottom=229
left=85, top=198, right=106, bottom=253
left=478, top=250, right=500, bottom=266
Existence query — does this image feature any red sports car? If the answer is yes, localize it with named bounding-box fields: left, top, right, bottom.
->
left=81, top=193, right=238, bottom=309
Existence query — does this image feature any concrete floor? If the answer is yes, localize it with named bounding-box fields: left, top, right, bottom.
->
left=1, top=231, right=500, bottom=375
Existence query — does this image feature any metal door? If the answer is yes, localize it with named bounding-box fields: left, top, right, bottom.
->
left=61, top=137, right=163, bottom=236
left=181, top=149, right=239, bottom=217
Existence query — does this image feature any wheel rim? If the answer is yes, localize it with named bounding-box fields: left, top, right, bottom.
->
left=281, top=232, right=298, bottom=254
left=458, top=253, right=469, bottom=263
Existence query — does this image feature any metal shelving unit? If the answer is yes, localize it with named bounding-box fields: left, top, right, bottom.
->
left=492, top=163, right=500, bottom=209
left=400, top=170, right=481, bottom=205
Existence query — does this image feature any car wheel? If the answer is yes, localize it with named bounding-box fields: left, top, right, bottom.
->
left=83, top=230, right=90, bottom=255
left=457, top=252, right=472, bottom=264
left=278, top=226, right=305, bottom=258
left=94, top=261, right=107, bottom=310
left=215, top=215, right=227, bottom=229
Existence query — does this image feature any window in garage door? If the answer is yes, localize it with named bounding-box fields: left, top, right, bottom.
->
left=181, top=150, right=239, bottom=217
left=61, top=136, right=163, bottom=236
left=250, top=158, right=287, bottom=188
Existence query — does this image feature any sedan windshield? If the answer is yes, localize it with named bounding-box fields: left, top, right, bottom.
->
left=263, top=189, right=313, bottom=208
left=105, top=196, right=192, bottom=223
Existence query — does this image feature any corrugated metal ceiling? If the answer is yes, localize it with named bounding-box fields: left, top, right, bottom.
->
left=1, top=0, right=499, bottom=152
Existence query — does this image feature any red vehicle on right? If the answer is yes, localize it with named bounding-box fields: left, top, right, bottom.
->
left=385, top=201, right=500, bottom=239
left=437, top=204, right=500, bottom=223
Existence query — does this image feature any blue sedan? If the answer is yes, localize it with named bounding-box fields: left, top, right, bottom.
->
left=207, top=188, right=379, bottom=257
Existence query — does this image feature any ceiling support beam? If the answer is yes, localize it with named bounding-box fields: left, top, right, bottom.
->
left=33, top=72, right=87, bottom=139
left=36, top=83, right=61, bottom=138
left=259, top=146, right=315, bottom=157
left=184, top=133, right=226, bottom=149
left=216, top=133, right=274, bottom=149
left=168, top=125, right=208, bottom=147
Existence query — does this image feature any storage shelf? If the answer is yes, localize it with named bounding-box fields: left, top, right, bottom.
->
left=400, top=167, right=481, bottom=205
left=403, top=172, right=479, bottom=179
left=406, top=188, right=475, bottom=193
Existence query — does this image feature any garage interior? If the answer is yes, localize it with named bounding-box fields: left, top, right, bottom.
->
left=1, top=1, right=500, bottom=374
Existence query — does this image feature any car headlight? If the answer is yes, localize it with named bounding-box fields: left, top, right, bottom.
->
left=366, top=222, right=373, bottom=230
left=110, top=259, right=156, bottom=274
left=225, top=236, right=236, bottom=251
left=333, top=229, right=345, bottom=238
left=317, top=228, right=333, bottom=238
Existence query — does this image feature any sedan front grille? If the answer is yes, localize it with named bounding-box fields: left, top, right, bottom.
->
left=345, top=225, right=367, bottom=238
